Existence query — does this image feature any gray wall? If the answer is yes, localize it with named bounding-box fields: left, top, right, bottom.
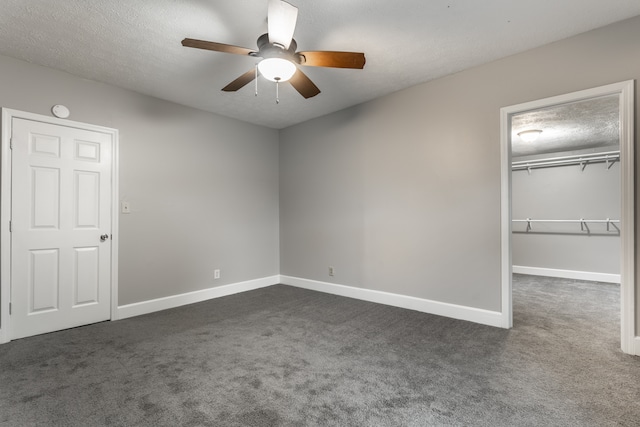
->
left=2, top=14, right=640, bottom=332
left=279, top=15, right=640, bottom=315
left=0, top=54, right=280, bottom=307
left=512, top=153, right=620, bottom=274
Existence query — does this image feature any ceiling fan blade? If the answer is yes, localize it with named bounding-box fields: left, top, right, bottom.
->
left=267, top=0, right=298, bottom=50
left=222, top=68, right=257, bottom=92
left=182, top=38, right=255, bottom=56
left=297, top=51, right=366, bottom=69
left=289, top=69, right=320, bottom=99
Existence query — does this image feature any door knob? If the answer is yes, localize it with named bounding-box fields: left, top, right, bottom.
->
left=100, top=234, right=109, bottom=242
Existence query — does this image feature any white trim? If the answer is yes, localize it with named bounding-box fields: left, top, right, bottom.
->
left=634, top=337, right=640, bottom=356
left=619, top=81, right=636, bottom=355
left=0, top=110, right=12, bottom=344
left=281, top=275, right=505, bottom=328
left=0, top=109, right=119, bottom=344
left=500, top=105, right=513, bottom=329
left=116, top=276, right=280, bottom=320
left=110, top=127, right=120, bottom=324
left=512, top=266, right=620, bottom=284
left=500, top=80, right=636, bottom=355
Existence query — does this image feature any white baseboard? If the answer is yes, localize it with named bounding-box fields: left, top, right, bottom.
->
left=633, top=337, right=640, bottom=357
left=115, top=275, right=280, bottom=320
left=513, top=266, right=620, bottom=284
left=280, top=275, right=505, bottom=328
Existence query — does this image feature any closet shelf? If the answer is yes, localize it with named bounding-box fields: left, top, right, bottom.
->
left=512, top=218, right=620, bottom=232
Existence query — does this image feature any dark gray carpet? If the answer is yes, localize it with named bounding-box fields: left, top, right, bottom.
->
left=1, top=275, right=639, bottom=426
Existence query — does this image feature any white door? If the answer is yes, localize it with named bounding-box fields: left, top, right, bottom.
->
left=10, top=118, right=112, bottom=340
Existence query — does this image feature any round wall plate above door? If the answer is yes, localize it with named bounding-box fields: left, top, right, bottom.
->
left=51, top=104, right=70, bottom=119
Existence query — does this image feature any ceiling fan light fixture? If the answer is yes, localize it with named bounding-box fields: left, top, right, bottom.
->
left=258, top=58, right=297, bottom=82
left=517, top=129, right=543, bottom=143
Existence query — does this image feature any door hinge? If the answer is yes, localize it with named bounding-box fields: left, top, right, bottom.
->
left=9, top=138, right=12, bottom=150
left=9, top=220, right=11, bottom=232
left=9, top=303, right=11, bottom=315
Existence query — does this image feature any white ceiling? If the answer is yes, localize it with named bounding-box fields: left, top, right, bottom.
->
left=1, top=1, right=639, bottom=129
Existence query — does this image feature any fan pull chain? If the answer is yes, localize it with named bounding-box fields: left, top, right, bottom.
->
left=276, top=80, right=280, bottom=104
left=254, top=64, right=258, bottom=97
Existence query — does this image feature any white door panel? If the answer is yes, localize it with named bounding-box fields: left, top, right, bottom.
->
left=11, top=118, right=112, bottom=339
left=29, top=248, right=59, bottom=313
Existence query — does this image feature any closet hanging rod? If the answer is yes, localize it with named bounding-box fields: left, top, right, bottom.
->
left=512, top=150, right=620, bottom=171
left=512, top=218, right=620, bottom=232
left=512, top=219, right=620, bottom=223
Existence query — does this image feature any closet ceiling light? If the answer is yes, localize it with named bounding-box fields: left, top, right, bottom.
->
left=517, top=129, right=543, bottom=143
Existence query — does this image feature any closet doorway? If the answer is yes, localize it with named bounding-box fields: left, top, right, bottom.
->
left=499, top=81, right=636, bottom=355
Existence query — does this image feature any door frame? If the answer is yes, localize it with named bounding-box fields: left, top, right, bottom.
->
left=499, top=80, right=636, bottom=355
left=0, top=109, right=119, bottom=344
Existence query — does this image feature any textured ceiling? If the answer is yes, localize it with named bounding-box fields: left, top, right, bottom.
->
left=511, top=95, right=620, bottom=157
left=1, top=1, right=639, bottom=129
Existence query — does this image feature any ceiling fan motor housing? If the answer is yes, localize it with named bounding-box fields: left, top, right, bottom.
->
left=255, top=33, right=298, bottom=63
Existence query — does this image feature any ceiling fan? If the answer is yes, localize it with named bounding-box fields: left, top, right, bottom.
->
left=182, top=0, right=366, bottom=99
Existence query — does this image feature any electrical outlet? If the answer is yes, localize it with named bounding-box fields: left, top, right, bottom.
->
left=214, top=269, right=220, bottom=279
left=329, top=266, right=335, bottom=276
